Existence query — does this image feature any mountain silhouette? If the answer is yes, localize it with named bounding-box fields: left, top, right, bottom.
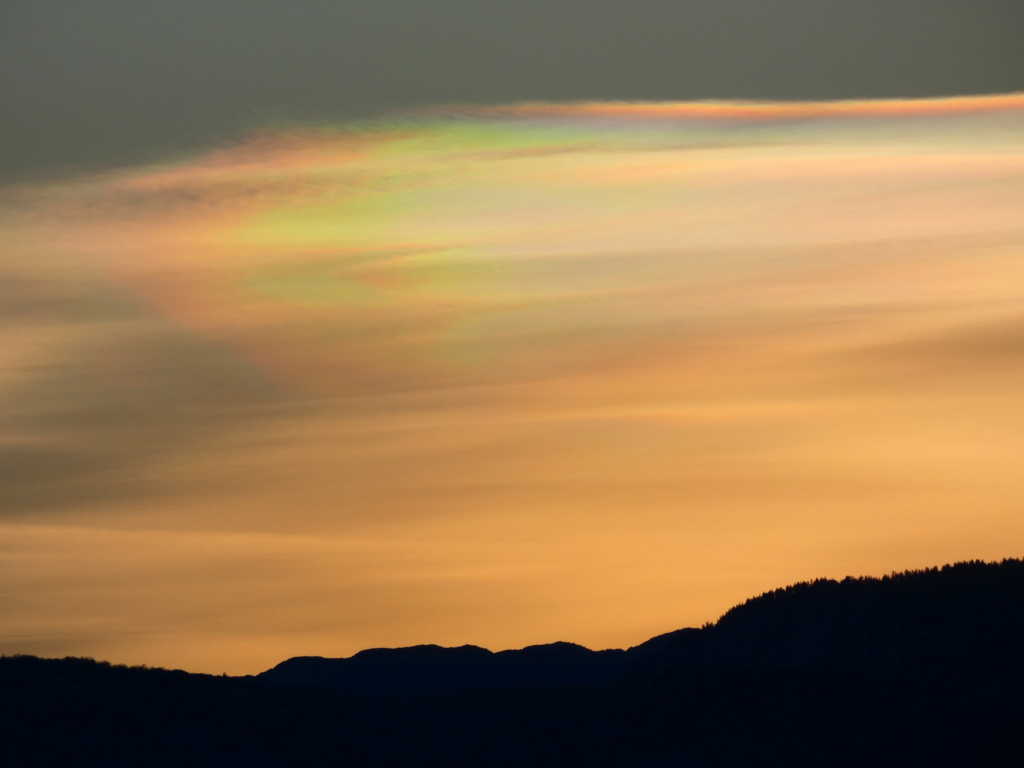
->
left=4, top=558, right=1023, bottom=766
left=258, top=559, right=1024, bottom=695
left=259, top=641, right=628, bottom=694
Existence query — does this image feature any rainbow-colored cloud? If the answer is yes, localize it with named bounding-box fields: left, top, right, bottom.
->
left=2, top=95, right=1024, bottom=674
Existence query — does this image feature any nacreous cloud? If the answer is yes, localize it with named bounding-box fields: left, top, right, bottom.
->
left=2, top=95, right=1024, bottom=673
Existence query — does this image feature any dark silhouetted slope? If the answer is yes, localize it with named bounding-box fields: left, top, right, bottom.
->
left=258, top=559, right=1024, bottom=694
left=4, top=558, right=1023, bottom=766
left=260, top=641, right=627, bottom=694
left=629, top=558, right=1024, bottom=674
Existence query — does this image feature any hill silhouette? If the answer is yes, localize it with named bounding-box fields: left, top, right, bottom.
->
left=4, top=558, right=1023, bottom=766
left=259, top=559, right=1024, bottom=694
left=259, top=641, right=628, bottom=695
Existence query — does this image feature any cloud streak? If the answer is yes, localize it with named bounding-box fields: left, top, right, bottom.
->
left=2, top=95, right=1024, bottom=673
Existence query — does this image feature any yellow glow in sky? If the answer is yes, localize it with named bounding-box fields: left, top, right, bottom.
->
left=2, top=95, right=1024, bottom=674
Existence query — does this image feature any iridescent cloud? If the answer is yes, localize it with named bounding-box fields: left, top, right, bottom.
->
left=2, top=95, right=1023, bottom=673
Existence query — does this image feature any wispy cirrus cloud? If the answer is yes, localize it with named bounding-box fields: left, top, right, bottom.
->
left=2, top=96, right=1024, bottom=673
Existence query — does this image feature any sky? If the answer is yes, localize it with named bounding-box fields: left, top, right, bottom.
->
left=1, top=4, right=1023, bottom=675
left=4, top=1, right=1024, bottom=178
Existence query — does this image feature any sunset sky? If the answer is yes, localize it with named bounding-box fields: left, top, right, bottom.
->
left=2, top=3, right=1023, bottom=675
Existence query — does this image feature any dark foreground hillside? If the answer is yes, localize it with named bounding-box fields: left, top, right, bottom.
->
left=4, top=559, right=1023, bottom=767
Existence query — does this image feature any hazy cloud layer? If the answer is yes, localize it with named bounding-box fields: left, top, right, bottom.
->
left=1, top=96, right=1024, bottom=673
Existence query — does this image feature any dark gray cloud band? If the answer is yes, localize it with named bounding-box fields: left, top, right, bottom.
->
left=3, top=0, right=1023, bottom=179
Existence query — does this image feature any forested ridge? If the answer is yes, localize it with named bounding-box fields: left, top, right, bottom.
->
left=4, top=559, right=1022, bottom=766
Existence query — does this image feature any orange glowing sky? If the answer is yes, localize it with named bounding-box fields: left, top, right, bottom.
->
left=2, top=95, right=1024, bottom=674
